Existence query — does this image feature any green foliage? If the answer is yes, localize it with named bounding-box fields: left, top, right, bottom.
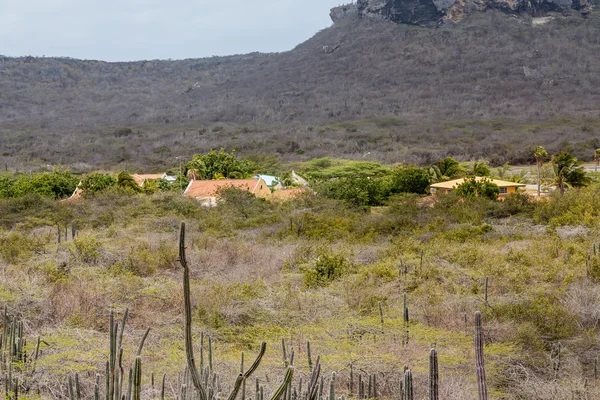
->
left=303, top=248, right=351, bottom=288
left=550, top=151, right=591, bottom=192
left=317, top=176, right=389, bottom=208
left=0, top=231, right=38, bottom=263
left=301, top=158, right=390, bottom=181
left=71, top=235, right=102, bottom=264
left=0, top=170, right=79, bottom=199
left=468, top=161, right=491, bottom=177
left=80, top=173, right=116, bottom=195
left=430, top=157, right=465, bottom=182
left=186, top=148, right=254, bottom=180
left=455, top=177, right=500, bottom=201
left=117, top=171, right=141, bottom=192
left=534, top=186, right=600, bottom=226
left=389, top=166, right=430, bottom=195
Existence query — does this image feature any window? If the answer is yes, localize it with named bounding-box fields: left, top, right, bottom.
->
left=499, top=187, right=508, bottom=194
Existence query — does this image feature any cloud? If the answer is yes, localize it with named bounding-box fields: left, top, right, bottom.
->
left=0, top=0, right=341, bottom=61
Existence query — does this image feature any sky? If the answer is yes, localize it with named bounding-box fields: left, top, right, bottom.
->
left=0, top=0, right=346, bottom=61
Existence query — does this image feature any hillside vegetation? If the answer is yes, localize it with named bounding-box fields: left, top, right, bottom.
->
left=2, top=171, right=600, bottom=398
left=2, top=12, right=600, bottom=171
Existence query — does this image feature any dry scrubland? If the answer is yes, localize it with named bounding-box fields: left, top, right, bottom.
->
left=2, top=11, right=600, bottom=171
left=3, top=185, right=600, bottom=399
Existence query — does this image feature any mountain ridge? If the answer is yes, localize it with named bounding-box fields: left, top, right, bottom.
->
left=1, top=11, right=599, bottom=170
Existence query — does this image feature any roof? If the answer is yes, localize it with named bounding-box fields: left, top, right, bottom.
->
left=254, top=174, right=280, bottom=186
left=430, top=177, right=527, bottom=190
left=132, top=173, right=166, bottom=186
left=183, top=179, right=262, bottom=198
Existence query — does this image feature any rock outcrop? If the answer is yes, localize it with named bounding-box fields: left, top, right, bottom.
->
left=330, top=0, right=594, bottom=25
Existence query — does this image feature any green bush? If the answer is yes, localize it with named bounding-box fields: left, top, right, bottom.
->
left=303, top=248, right=351, bottom=288
left=389, top=166, right=430, bottom=195
left=455, top=177, right=500, bottom=200
left=71, top=235, right=102, bottom=264
left=80, top=173, right=116, bottom=196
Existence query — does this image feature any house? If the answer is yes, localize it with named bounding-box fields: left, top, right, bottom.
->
left=253, top=174, right=280, bottom=187
left=183, top=178, right=271, bottom=206
left=430, top=177, right=526, bottom=198
left=267, top=187, right=309, bottom=203
left=132, top=173, right=167, bottom=187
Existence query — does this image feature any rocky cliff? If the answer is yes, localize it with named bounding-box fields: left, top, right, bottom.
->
left=330, top=0, right=594, bottom=24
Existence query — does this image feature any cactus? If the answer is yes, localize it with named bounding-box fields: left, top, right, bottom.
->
left=372, top=374, right=377, bottom=399
left=429, top=349, right=438, bottom=400
left=71, top=221, right=77, bottom=239
left=404, top=369, right=413, bottom=400
left=348, top=364, right=353, bottom=395
left=270, top=367, right=294, bottom=400
left=484, top=277, right=489, bottom=306
left=307, top=341, right=313, bottom=371
left=132, top=356, right=142, bottom=400
left=474, top=311, right=488, bottom=400
left=161, top=373, right=166, bottom=400
left=328, top=373, right=335, bottom=400
left=179, top=222, right=208, bottom=400
left=378, top=302, right=384, bottom=325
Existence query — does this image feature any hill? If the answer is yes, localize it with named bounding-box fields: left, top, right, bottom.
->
left=1, top=11, right=600, bottom=171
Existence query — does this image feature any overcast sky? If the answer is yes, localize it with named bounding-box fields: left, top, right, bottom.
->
left=0, top=0, right=345, bottom=61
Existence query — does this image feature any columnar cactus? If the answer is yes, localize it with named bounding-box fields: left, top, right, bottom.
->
left=404, top=369, right=413, bottom=400
left=429, top=349, right=438, bottom=400
left=474, top=311, right=488, bottom=400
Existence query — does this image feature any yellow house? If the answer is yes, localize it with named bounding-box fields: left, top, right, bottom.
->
left=430, top=177, right=526, bottom=199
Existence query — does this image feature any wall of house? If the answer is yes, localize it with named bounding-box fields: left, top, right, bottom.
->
left=253, top=179, right=272, bottom=198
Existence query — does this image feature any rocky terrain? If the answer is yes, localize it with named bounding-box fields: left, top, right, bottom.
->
left=330, top=0, right=594, bottom=25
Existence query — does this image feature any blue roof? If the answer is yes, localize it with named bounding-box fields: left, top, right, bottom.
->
left=254, top=175, right=280, bottom=186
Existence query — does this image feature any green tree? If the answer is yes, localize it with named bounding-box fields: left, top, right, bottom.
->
left=594, top=149, right=600, bottom=172
left=11, top=170, right=79, bottom=199
left=185, top=149, right=254, bottom=180
left=389, top=166, right=430, bottom=194
left=317, top=176, right=389, bottom=208
left=469, top=161, right=491, bottom=177
left=80, top=173, right=116, bottom=195
left=534, top=146, right=549, bottom=198
left=550, top=152, right=591, bottom=194
left=430, top=157, right=465, bottom=182
left=455, top=177, right=500, bottom=201
left=117, top=171, right=141, bottom=192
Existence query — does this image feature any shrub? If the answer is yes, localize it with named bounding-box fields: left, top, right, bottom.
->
left=455, top=177, right=500, bottom=200
left=80, top=173, right=116, bottom=195
left=389, top=165, right=430, bottom=195
left=71, top=235, right=102, bottom=264
left=303, top=248, right=351, bottom=288
left=317, top=176, right=389, bottom=208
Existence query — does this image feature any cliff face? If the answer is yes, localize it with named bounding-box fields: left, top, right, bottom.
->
left=330, top=0, right=594, bottom=24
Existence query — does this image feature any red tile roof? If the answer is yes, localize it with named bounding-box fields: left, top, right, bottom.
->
left=132, top=173, right=166, bottom=186
left=184, top=179, right=261, bottom=198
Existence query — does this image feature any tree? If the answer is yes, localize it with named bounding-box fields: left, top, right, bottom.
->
left=469, top=161, right=491, bottom=177
left=80, top=173, right=116, bottom=195
left=430, top=157, right=465, bottom=182
left=534, top=146, right=549, bottom=198
left=185, top=149, right=254, bottom=180
left=455, top=177, right=500, bottom=201
left=11, top=169, right=79, bottom=199
left=389, top=166, right=430, bottom=195
left=117, top=171, right=141, bottom=192
left=550, top=152, right=591, bottom=194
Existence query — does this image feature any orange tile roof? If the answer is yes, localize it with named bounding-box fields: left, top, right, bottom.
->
left=132, top=173, right=166, bottom=186
left=184, top=179, right=261, bottom=198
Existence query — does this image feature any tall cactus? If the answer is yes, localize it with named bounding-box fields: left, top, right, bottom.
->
left=404, top=369, right=413, bottom=400
left=180, top=222, right=208, bottom=400
left=429, top=349, right=438, bottom=400
left=474, top=311, right=488, bottom=400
